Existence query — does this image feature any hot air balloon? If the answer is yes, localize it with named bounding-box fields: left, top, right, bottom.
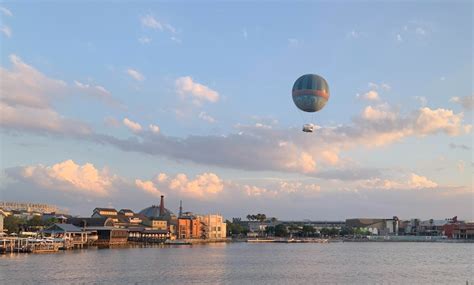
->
left=292, top=74, right=330, bottom=132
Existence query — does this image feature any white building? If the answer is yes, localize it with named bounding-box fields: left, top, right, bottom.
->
left=201, top=214, right=226, bottom=240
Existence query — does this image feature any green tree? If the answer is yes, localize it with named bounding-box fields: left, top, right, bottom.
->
left=274, top=224, right=288, bottom=237
left=27, top=216, right=44, bottom=228
left=265, top=226, right=275, bottom=236
left=302, top=225, right=316, bottom=237
left=4, top=215, right=26, bottom=234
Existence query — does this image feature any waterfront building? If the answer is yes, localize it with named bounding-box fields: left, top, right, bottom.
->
left=92, top=208, right=119, bottom=221
left=0, top=209, right=5, bottom=234
left=69, top=217, right=115, bottom=228
left=417, top=219, right=448, bottom=236
left=144, top=218, right=168, bottom=231
left=86, top=227, right=129, bottom=246
left=452, top=223, right=474, bottom=239
left=345, top=217, right=399, bottom=235
left=42, top=223, right=88, bottom=248
left=177, top=212, right=201, bottom=239
left=139, top=196, right=177, bottom=239
left=201, top=214, right=226, bottom=240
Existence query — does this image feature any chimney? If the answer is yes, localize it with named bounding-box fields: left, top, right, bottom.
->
left=179, top=200, right=183, bottom=217
left=159, top=195, right=165, bottom=216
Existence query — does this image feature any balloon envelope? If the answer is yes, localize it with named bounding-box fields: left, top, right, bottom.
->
left=292, top=74, right=330, bottom=112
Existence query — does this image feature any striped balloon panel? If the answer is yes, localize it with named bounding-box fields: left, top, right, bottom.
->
left=292, top=94, right=327, bottom=112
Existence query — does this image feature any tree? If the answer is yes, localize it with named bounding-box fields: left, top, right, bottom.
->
left=339, top=227, right=354, bottom=236
left=274, top=224, right=288, bottom=237
left=4, top=215, right=26, bottom=234
left=302, top=225, right=316, bottom=237
left=26, top=216, right=44, bottom=231
left=265, top=226, right=275, bottom=236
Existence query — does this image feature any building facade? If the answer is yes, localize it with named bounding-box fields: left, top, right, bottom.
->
left=201, top=214, right=226, bottom=240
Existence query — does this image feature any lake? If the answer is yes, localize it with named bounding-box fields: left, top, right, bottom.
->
left=0, top=242, right=472, bottom=284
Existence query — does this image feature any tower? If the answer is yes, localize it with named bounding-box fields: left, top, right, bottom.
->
left=179, top=200, right=183, bottom=217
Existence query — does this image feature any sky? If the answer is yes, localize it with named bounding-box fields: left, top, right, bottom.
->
left=0, top=1, right=472, bottom=220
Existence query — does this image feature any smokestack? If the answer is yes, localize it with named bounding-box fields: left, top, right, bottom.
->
left=159, top=195, right=165, bottom=216
left=179, top=200, right=183, bottom=217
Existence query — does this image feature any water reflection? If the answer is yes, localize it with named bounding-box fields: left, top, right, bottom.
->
left=0, top=242, right=472, bottom=284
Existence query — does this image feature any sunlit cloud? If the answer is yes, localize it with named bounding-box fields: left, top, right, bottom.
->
left=123, top=118, right=142, bottom=133
left=126, top=68, right=145, bottom=81
left=175, top=76, right=219, bottom=105
left=5, top=160, right=115, bottom=197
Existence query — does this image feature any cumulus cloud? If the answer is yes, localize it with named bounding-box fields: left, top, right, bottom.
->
left=359, top=173, right=438, bottom=190
left=126, top=69, right=145, bottom=81
left=135, top=179, right=161, bottom=197
left=175, top=76, right=219, bottom=105
left=123, top=118, right=142, bottom=133
left=145, top=172, right=224, bottom=199
left=5, top=160, right=115, bottom=196
left=450, top=95, right=473, bottom=111
left=360, top=90, right=380, bottom=101
left=90, top=104, right=470, bottom=176
left=198, top=112, right=216, bottom=123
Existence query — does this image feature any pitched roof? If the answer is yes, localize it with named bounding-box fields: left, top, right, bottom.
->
left=43, top=223, right=83, bottom=233
left=94, top=207, right=117, bottom=212
left=69, top=217, right=114, bottom=227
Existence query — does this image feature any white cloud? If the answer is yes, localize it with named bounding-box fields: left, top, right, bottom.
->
left=361, top=105, right=397, bottom=121
left=361, top=90, right=380, bottom=101
left=198, top=112, right=216, bottom=123
left=141, top=14, right=176, bottom=34
left=415, top=107, right=471, bottom=136
left=138, top=37, right=152, bottom=44
left=141, top=15, right=163, bottom=30
left=450, top=95, right=473, bottom=111
left=0, top=102, right=92, bottom=136
left=1, top=54, right=67, bottom=109
left=457, top=161, right=465, bottom=173
left=359, top=173, right=438, bottom=190
left=1, top=25, right=11, bottom=37
left=123, top=118, right=142, bottom=133
left=126, top=69, right=145, bottom=82
left=74, top=80, right=111, bottom=98
left=0, top=6, right=12, bottom=17
left=6, top=160, right=115, bottom=196
left=175, top=76, right=219, bottom=104
left=163, top=173, right=224, bottom=198
left=135, top=179, right=161, bottom=197
left=149, top=124, right=160, bottom=134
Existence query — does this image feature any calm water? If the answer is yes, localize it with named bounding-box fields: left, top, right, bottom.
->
left=0, top=242, right=473, bottom=284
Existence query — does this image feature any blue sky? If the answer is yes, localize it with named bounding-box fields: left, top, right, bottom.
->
left=0, top=1, right=472, bottom=220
